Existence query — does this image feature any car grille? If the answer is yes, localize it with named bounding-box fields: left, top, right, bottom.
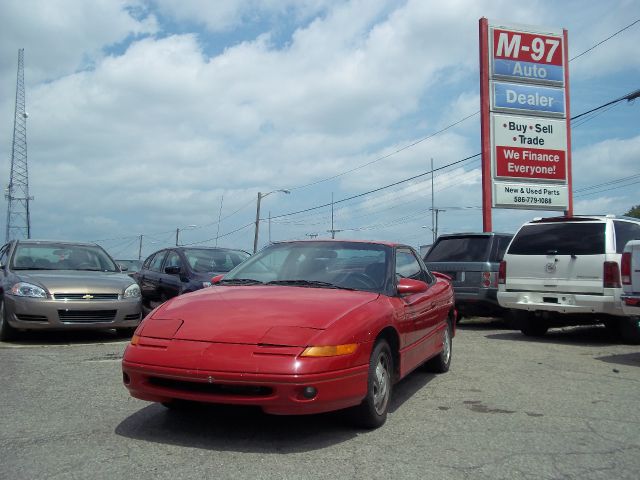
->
left=124, top=313, right=142, bottom=321
left=53, top=293, right=120, bottom=301
left=148, top=376, right=273, bottom=397
left=16, top=314, right=48, bottom=322
left=58, top=310, right=117, bottom=323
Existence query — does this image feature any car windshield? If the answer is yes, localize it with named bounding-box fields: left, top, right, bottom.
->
left=425, top=236, right=491, bottom=262
left=117, top=260, right=143, bottom=272
left=12, top=243, right=119, bottom=271
left=183, top=248, right=250, bottom=273
left=222, top=241, right=390, bottom=293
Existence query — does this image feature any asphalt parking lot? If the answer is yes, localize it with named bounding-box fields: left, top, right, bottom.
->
left=1, top=319, right=639, bottom=480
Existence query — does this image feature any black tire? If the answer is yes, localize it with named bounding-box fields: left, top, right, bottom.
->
left=0, top=301, right=18, bottom=341
left=425, top=320, right=453, bottom=373
left=618, top=317, right=640, bottom=345
left=116, top=327, right=137, bottom=338
left=161, top=399, right=192, bottom=411
left=351, top=339, right=393, bottom=429
left=519, top=311, right=548, bottom=337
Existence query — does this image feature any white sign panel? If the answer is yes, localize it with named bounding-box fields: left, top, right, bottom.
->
left=493, top=113, right=567, bottom=182
left=494, top=182, right=568, bottom=210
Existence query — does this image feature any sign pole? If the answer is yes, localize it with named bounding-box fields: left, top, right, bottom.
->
left=563, top=28, right=573, bottom=217
left=479, top=17, right=492, bottom=232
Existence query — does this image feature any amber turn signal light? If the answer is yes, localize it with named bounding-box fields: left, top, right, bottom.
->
left=301, top=344, right=358, bottom=357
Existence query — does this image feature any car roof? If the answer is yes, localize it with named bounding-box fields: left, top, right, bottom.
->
left=13, top=239, right=100, bottom=247
left=527, top=214, right=638, bottom=224
left=436, top=232, right=513, bottom=238
left=269, top=239, right=404, bottom=248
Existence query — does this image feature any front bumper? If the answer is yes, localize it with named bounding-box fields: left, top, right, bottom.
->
left=4, top=295, right=143, bottom=330
left=498, top=290, right=623, bottom=316
left=122, top=338, right=371, bottom=415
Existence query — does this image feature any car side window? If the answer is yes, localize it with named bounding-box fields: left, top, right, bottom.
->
left=396, top=248, right=426, bottom=282
left=491, top=235, right=512, bottom=262
left=164, top=251, right=182, bottom=270
left=613, top=220, right=640, bottom=253
left=149, top=251, right=166, bottom=272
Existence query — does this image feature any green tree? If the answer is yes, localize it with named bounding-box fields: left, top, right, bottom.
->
left=624, top=204, right=640, bottom=218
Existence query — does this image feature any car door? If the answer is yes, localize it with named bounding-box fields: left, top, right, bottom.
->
left=138, top=250, right=167, bottom=305
left=0, top=243, right=11, bottom=297
left=396, top=247, right=440, bottom=371
left=160, top=250, right=185, bottom=300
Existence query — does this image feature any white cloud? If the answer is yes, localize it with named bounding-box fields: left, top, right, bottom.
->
left=0, top=0, right=639, bottom=256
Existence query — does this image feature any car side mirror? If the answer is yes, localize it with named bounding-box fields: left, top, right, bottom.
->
left=164, top=265, right=181, bottom=275
left=397, top=277, right=428, bottom=295
left=211, top=274, right=224, bottom=284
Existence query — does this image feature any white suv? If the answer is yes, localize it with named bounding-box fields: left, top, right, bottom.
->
left=497, top=215, right=640, bottom=342
left=621, top=240, right=640, bottom=342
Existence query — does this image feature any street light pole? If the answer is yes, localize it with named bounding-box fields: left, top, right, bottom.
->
left=176, top=225, right=197, bottom=246
left=253, top=189, right=290, bottom=253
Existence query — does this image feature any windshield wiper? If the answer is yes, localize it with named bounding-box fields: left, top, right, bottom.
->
left=218, top=278, right=264, bottom=285
left=266, top=279, right=354, bottom=290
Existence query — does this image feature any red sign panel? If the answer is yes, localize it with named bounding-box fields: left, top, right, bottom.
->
left=495, top=146, right=566, bottom=180
left=493, top=29, right=563, bottom=66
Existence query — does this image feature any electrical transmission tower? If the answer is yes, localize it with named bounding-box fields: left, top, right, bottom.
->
left=5, top=48, right=32, bottom=241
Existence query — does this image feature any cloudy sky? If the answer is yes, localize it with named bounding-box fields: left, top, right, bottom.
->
left=0, top=0, right=638, bottom=259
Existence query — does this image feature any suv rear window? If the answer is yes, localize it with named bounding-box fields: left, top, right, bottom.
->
left=425, top=237, right=490, bottom=262
left=508, top=223, right=605, bottom=255
left=613, top=220, right=640, bottom=253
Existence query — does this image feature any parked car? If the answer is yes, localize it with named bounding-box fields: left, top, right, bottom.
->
left=122, top=240, right=455, bottom=428
left=0, top=239, right=142, bottom=340
left=136, top=246, right=250, bottom=312
left=497, top=215, right=640, bottom=342
left=423, top=232, right=513, bottom=321
left=620, top=240, right=640, bottom=343
left=116, top=259, right=143, bottom=278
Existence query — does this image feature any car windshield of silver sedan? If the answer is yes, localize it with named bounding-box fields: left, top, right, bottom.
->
left=220, top=242, right=390, bottom=293
left=12, top=244, right=119, bottom=272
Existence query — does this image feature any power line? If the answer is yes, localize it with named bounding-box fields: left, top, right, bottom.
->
left=570, top=18, right=640, bottom=61
left=270, top=154, right=480, bottom=221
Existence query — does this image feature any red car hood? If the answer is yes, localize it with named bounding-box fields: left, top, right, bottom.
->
left=144, top=285, right=379, bottom=346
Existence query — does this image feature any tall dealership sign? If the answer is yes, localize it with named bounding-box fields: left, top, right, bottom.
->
left=479, top=18, right=572, bottom=231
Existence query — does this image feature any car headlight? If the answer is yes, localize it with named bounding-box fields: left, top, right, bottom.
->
left=123, top=283, right=141, bottom=298
left=10, top=282, right=47, bottom=298
left=202, top=281, right=212, bottom=288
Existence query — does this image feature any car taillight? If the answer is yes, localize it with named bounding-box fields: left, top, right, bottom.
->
left=480, top=271, right=497, bottom=288
left=603, top=261, right=621, bottom=288
left=498, top=261, right=506, bottom=284
left=621, top=252, right=632, bottom=285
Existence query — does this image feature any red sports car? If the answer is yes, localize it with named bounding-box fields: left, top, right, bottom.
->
left=122, top=240, right=455, bottom=428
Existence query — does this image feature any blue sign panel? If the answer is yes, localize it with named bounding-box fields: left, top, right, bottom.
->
left=493, top=82, right=565, bottom=116
left=493, top=59, right=564, bottom=84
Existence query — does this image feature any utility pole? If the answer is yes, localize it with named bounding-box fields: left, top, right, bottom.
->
left=215, top=194, right=224, bottom=246
left=430, top=208, right=446, bottom=241
left=431, top=158, right=435, bottom=243
left=327, top=192, right=342, bottom=239
left=5, top=49, right=33, bottom=241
